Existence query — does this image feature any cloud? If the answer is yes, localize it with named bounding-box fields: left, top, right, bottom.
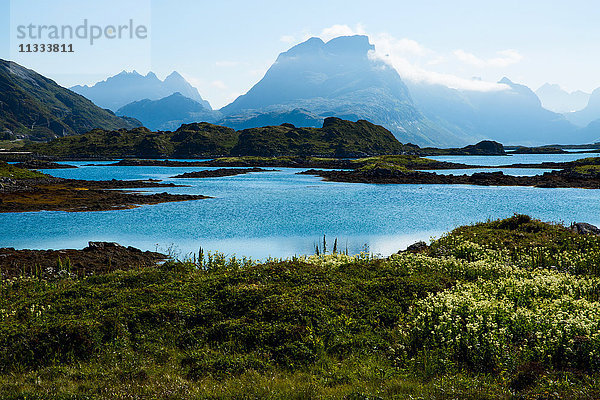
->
left=369, top=51, right=508, bottom=91
left=454, top=49, right=523, bottom=68
left=211, top=80, right=227, bottom=89
left=281, top=24, right=516, bottom=92
left=319, top=23, right=366, bottom=41
left=371, top=33, right=430, bottom=57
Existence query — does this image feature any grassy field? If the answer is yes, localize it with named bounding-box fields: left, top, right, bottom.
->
left=0, top=161, right=47, bottom=179
left=1, top=215, right=600, bottom=399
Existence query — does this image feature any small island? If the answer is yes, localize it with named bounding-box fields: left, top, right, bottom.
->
left=171, top=167, right=276, bottom=179
left=0, top=161, right=209, bottom=212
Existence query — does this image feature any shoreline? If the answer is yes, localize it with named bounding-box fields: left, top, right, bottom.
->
left=0, top=176, right=210, bottom=213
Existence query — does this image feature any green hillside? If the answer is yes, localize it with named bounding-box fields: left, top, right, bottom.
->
left=0, top=59, right=139, bottom=141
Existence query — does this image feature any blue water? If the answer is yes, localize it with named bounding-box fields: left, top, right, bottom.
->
left=1, top=154, right=600, bottom=259
left=426, top=168, right=557, bottom=176
left=430, top=152, right=600, bottom=166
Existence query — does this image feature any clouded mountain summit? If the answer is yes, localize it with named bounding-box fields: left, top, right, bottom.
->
left=219, top=35, right=468, bottom=147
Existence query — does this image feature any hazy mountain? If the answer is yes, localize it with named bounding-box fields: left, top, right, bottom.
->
left=535, top=83, right=590, bottom=113
left=577, top=118, right=600, bottom=143
left=0, top=59, right=139, bottom=141
left=406, top=78, right=578, bottom=145
left=71, top=71, right=211, bottom=111
left=116, top=92, right=221, bottom=131
left=219, top=35, right=469, bottom=147
left=565, top=88, right=600, bottom=127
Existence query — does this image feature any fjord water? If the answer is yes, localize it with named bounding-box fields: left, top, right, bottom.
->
left=2, top=153, right=600, bottom=259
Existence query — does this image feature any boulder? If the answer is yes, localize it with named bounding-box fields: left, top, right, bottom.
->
left=570, top=222, right=600, bottom=236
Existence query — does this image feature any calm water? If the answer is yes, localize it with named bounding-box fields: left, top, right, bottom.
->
left=1, top=154, right=600, bottom=259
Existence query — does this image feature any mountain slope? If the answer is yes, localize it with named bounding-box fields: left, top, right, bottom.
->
left=0, top=59, right=139, bottom=141
left=566, top=87, right=600, bottom=127
left=535, top=83, right=590, bottom=113
left=71, top=71, right=211, bottom=111
left=116, top=92, right=221, bottom=131
left=219, top=36, right=464, bottom=147
left=407, top=78, right=578, bottom=145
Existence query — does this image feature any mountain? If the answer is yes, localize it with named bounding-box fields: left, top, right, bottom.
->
left=577, top=118, right=600, bottom=143
left=71, top=71, right=211, bottom=111
left=219, top=36, right=467, bottom=147
left=535, top=83, right=590, bottom=113
left=406, top=78, right=578, bottom=145
left=26, top=118, right=412, bottom=158
left=565, top=88, right=600, bottom=127
left=116, top=92, right=221, bottom=131
left=0, top=59, right=139, bottom=141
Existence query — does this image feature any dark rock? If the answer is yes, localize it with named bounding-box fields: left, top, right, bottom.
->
left=570, top=222, right=600, bottom=235
left=403, top=241, right=428, bottom=253
left=87, top=242, right=124, bottom=250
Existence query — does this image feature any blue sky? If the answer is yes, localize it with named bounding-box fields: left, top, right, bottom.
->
left=1, top=0, right=599, bottom=108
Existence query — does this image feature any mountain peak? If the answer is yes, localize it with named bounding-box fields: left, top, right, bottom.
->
left=71, top=69, right=211, bottom=111
left=281, top=37, right=325, bottom=57
left=324, top=35, right=374, bottom=54
left=498, top=77, right=514, bottom=85
left=164, top=71, right=186, bottom=82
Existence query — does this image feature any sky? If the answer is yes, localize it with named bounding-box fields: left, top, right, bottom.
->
left=1, top=0, right=599, bottom=109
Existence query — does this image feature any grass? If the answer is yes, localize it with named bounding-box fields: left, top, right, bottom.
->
left=2, top=215, right=600, bottom=398
left=0, top=140, right=26, bottom=150
left=0, top=161, right=47, bottom=179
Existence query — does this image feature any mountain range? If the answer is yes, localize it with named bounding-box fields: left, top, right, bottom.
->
left=0, top=59, right=139, bottom=141
left=407, top=78, right=583, bottom=145
left=535, top=83, right=590, bottom=114
left=3, top=34, right=600, bottom=146
left=564, top=88, right=600, bottom=128
left=70, top=71, right=212, bottom=112
left=218, top=36, right=462, bottom=146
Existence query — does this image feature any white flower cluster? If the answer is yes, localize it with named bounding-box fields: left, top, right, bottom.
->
left=404, top=268, right=600, bottom=369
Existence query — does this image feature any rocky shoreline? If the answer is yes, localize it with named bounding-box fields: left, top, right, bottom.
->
left=0, top=241, right=166, bottom=278
left=101, top=157, right=474, bottom=170
left=0, top=176, right=209, bottom=212
left=171, top=167, right=276, bottom=178
left=299, top=168, right=600, bottom=189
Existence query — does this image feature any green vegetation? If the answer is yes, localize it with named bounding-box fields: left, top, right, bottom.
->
left=0, top=60, right=138, bottom=141
left=351, top=155, right=448, bottom=171
left=25, top=118, right=415, bottom=159
left=0, top=161, right=47, bottom=179
left=2, top=215, right=600, bottom=398
left=0, top=139, right=25, bottom=150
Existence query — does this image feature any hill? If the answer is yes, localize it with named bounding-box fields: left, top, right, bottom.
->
left=0, top=60, right=139, bottom=141
left=116, top=92, right=221, bottom=131
left=25, top=118, right=411, bottom=158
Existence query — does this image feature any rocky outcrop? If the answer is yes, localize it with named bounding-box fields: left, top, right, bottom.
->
left=570, top=223, right=600, bottom=235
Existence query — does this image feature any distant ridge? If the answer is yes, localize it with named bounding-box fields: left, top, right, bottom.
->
left=116, top=92, right=221, bottom=131
left=535, top=83, right=590, bottom=114
left=71, top=70, right=211, bottom=111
